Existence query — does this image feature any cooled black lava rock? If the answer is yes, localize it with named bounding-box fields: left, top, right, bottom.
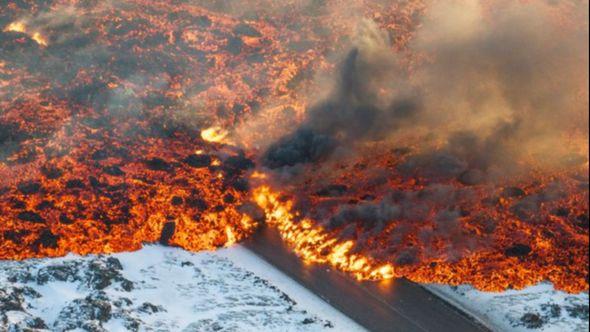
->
left=183, top=154, right=211, bottom=168
left=138, top=302, right=166, bottom=314
left=504, top=244, right=532, bottom=257
left=223, top=153, right=255, bottom=174
left=22, top=317, right=48, bottom=329
left=17, top=181, right=42, bottom=195
left=35, top=229, right=59, bottom=249
left=145, top=157, right=173, bottom=172
left=566, top=304, right=589, bottom=320
left=231, top=178, right=250, bottom=192
left=315, top=184, right=348, bottom=197
left=540, top=303, right=562, bottom=319
left=223, top=193, right=235, bottom=204
left=226, top=36, right=243, bottom=55
left=233, top=23, right=262, bottom=37
left=91, top=149, right=109, bottom=161
left=66, top=179, right=86, bottom=189
left=11, top=199, right=26, bottom=209
left=171, top=196, right=184, bottom=206
left=35, top=200, right=54, bottom=210
left=37, top=263, right=80, bottom=285
left=520, top=313, right=544, bottom=329
left=551, top=207, right=570, bottom=217
left=186, top=196, right=208, bottom=210
left=87, top=259, right=130, bottom=290
left=159, top=221, right=176, bottom=246
left=89, top=176, right=103, bottom=188
left=575, top=213, right=589, bottom=229
left=17, top=211, right=46, bottom=223
left=55, top=292, right=112, bottom=331
left=104, top=165, right=125, bottom=176
left=59, top=213, right=74, bottom=224
left=0, top=288, right=24, bottom=312
left=501, top=187, right=526, bottom=198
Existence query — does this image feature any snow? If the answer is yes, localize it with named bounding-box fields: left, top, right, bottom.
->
left=3, top=243, right=587, bottom=332
left=0, top=245, right=365, bottom=331
left=426, top=283, right=589, bottom=332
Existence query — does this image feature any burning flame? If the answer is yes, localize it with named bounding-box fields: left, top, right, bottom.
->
left=5, top=22, right=26, bottom=33
left=225, top=226, right=237, bottom=247
left=4, top=21, right=47, bottom=46
left=201, top=126, right=230, bottom=144
left=254, top=186, right=395, bottom=280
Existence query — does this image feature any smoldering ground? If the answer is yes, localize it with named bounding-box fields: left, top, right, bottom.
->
left=263, top=0, right=589, bottom=182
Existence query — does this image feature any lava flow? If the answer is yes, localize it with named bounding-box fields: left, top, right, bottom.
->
left=1, top=0, right=588, bottom=294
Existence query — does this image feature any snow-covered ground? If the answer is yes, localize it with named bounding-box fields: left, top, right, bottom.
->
left=0, top=245, right=365, bottom=332
left=2, top=244, right=588, bottom=332
left=426, top=284, right=589, bottom=332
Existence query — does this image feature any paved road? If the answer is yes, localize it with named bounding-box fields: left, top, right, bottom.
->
left=244, top=226, right=491, bottom=332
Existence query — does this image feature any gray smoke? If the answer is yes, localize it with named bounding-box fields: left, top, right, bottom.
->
left=263, top=0, right=589, bottom=181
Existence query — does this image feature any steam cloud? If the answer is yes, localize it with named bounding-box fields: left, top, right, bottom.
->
left=263, top=0, right=589, bottom=182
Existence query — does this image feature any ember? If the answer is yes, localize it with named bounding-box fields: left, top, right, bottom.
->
left=0, top=0, right=588, bottom=294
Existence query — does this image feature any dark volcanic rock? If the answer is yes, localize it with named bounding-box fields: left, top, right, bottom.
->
left=520, top=313, right=544, bottom=329
left=171, top=196, right=184, bottom=206
left=104, top=165, right=125, bottom=176
left=551, top=207, right=570, bottom=217
left=504, top=244, right=532, bottom=257
left=66, top=179, right=86, bottom=189
left=566, top=304, right=589, bottom=320
left=315, top=184, right=348, bottom=197
left=17, top=211, right=46, bottom=223
left=183, top=154, right=212, bottom=168
left=0, top=288, right=24, bottom=312
left=35, top=200, right=55, bottom=210
left=35, top=229, right=59, bottom=249
left=41, top=165, right=63, bottom=179
left=55, top=292, right=112, bottom=331
left=145, top=157, right=172, bottom=172
left=226, top=36, right=243, bottom=55
left=138, top=302, right=166, bottom=314
left=501, top=186, right=526, bottom=198
left=159, top=221, right=176, bottom=246
left=231, top=178, right=250, bottom=192
left=87, top=259, right=130, bottom=291
left=575, top=213, right=589, bottom=229
left=91, top=149, right=109, bottom=161
left=223, top=153, right=255, bottom=175
left=59, top=213, right=75, bottom=224
left=186, top=197, right=208, bottom=210
left=17, top=181, right=42, bottom=195
left=233, top=23, right=261, bottom=37
left=37, top=262, right=80, bottom=285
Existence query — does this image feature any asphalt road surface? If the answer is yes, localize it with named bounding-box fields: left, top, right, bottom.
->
left=244, top=226, right=491, bottom=332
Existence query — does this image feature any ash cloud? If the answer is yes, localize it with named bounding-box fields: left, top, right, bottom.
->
left=263, top=0, right=589, bottom=180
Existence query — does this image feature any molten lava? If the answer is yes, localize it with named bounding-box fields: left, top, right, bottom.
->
left=254, top=186, right=395, bottom=280
left=252, top=144, right=588, bottom=293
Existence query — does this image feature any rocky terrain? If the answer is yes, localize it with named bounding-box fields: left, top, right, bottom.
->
left=427, top=284, right=589, bottom=332
left=0, top=245, right=361, bottom=332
